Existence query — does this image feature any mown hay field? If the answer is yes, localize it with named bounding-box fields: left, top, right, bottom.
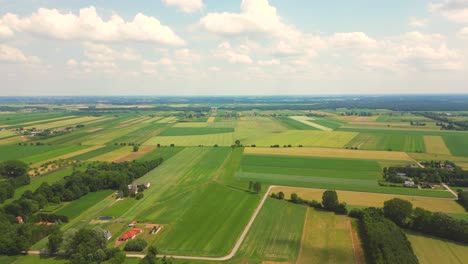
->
left=144, top=133, right=235, bottom=146
left=289, top=116, right=332, bottom=131
left=271, top=187, right=466, bottom=214
left=89, top=146, right=134, bottom=162
left=24, top=116, right=106, bottom=129
left=237, top=198, right=305, bottom=262
left=297, top=209, right=359, bottom=264
left=346, top=133, right=425, bottom=152
left=244, top=147, right=413, bottom=161
left=173, top=122, right=207, bottom=128
left=252, top=130, right=358, bottom=148
left=407, top=232, right=468, bottom=264
left=424, top=136, right=452, bottom=155
left=158, top=127, right=234, bottom=136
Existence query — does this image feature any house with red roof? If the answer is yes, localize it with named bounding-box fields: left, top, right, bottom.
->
left=118, top=228, right=143, bottom=241
left=16, top=216, right=23, bottom=224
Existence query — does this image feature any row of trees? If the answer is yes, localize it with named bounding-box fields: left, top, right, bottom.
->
left=270, top=190, right=348, bottom=215
left=359, top=208, right=419, bottom=264
left=458, top=190, right=468, bottom=210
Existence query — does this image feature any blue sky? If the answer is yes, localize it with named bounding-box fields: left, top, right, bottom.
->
left=0, top=0, right=467, bottom=95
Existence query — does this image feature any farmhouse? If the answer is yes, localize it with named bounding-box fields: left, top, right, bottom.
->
left=404, top=180, right=416, bottom=188
left=127, top=182, right=151, bottom=195
left=118, top=228, right=143, bottom=241
left=129, top=220, right=137, bottom=227
left=16, top=216, right=23, bottom=224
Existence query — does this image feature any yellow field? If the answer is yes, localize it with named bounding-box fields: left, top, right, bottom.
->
left=424, top=136, right=452, bottom=155
left=245, top=147, right=413, bottom=161
left=336, top=115, right=378, bottom=122
left=115, top=146, right=156, bottom=162
left=89, top=146, right=133, bottom=162
left=407, top=232, right=468, bottom=264
left=117, top=116, right=151, bottom=128
left=13, top=116, right=76, bottom=127
left=207, top=116, right=216, bottom=123
left=144, top=133, right=234, bottom=146
left=0, top=136, right=27, bottom=145
left=290, top=116, right=332, bottom=131
left=271, top=187, right=466, bottom=214
left=0, top=130, right=15, bottom=138
left=157, top=116, right=177, bottom=123
left=173, top=122, right=207, bottom=128
left=297, top=209, right=361, bottom=264
left=31, top=145, right=105, bottom=167
left=457, top=163, right=468, bottom=170
left=253, top=131, right=358, bottom=148
left=25, top=116, right=105, bottom=129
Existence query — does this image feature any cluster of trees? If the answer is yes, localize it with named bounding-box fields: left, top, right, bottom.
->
left=270, top=190, right=348, bottom=215
left=124, top=239, right=147, bottom=252
left=0, top=159, right=162, bottom=255
left=248, top=181, right=262, bottom=194
left=341, top=111, right=373, bottom=116
left=270, top=144, right=303, bottom=148
left=0, top=160, right=30, bottom=203
left=383, top=163, right=468, bottom=186
left=409, top=121, right=426, bottom=126
left=358, top=207, right=419, bottom=264
left=353, top=198, right=468, bottom=245
left=458, top=190, right=468, bottom=211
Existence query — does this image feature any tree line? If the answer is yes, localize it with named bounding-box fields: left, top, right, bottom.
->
left=0, top=160, right=30, bottom=203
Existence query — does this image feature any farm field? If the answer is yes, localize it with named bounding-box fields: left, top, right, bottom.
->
left=296, top=209, right=360, bottom=264
left=252, top=130, right=358, bottom=148
left=424, top=136, right=452, bottom=155
left=0, top=145, right=69, bottom=161
left=407, top=232, right=468, bottom=264
left=443, top=134, right=468, bottom=157
left=158, top=127, right=234, bottom=136
left=289, top=116, right=333, bottom=131
left=55, top=190, right=114, bottom=219
left=89, top=146, right=134, bottom=162
left=345, top=133, right=426, bottom=152
left=276, top=116, right=319, bottom=130
left=237, top=198, right=306, bottom=262
left=24, top=116, right=105, bottom=129
left=144, top=133, right=234, bottom=146
left=244, top=147, right=414, bottom=161
left=271, top=187, right=466, bottom=214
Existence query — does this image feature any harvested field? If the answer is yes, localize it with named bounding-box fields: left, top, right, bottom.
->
left=89, top=146, right=133, bottom=162
left=144, top=133, right=234, bottom=146
left=0, top=136, right=26, bottom=145
left=271, top=187, right=466, bottom=214
left=409, top=152, right=468, bottom=163
left=115, top=146, right=156, bottom=162
left=159, top=127, right=234, bottom=136
left=157, top=116, right=177, bottom=123
left=173, top=122, right=207, bottom=128
left=297, top=209, right=357, bottom=264
left=30, top=145, right=104, bottom=167
left=407, top=231, right=468, bottom=264
left=244, top=147, right=413, bottom=161
left=207, top=116, right=216, bottom=123
left=289, top=116, right=332, bottom=131
left=424, top=136, right=451, bottom=155
left=0, top=129, right=15, bottom=139
left=253, top=131, right=358, bottom=148
left=25, top=116, right=105, bottom=129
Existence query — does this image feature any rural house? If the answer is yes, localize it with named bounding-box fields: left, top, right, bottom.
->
left=118, top=228, right=143, bottom=241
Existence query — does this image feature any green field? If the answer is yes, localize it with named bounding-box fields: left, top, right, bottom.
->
left=55, top=190, right=113, bottom=219
left=407, top=231, right=468, bottom=264
left=158, top=127, right=235, bottom=136
left=110, top=123, right=167, bottom=144
left=443, top=134, right=468, bottom=157
left=0, top=145, right=65, bottom=161
left=241, top=155, right=381, bottom=180
left=137, top=146, right=185, bottom=161
left=154, top=183, right=259, bottom=256
left=71, top=145, right=121, bottom=160
left=22, top=144, right=89, bottom=164
left=276, top=117, right=319, bottom=130
left=237, top=198, right=306, bottom=262
left=252, top=130, right=358, bottom=147
left=145, top=133, right=235, bottom=146
left=346, top=133, right=426, bottom=152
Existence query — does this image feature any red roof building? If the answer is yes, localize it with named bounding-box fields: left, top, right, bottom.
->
left=16, top=216, right=23, bottom=224
left=118, top=228, right=143, bottom=241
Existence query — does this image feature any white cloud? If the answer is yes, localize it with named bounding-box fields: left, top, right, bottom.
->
left=458, top=26, right=468, bottom=38
left=214, top=41, right=253, bottom=64
left=328, top=32, right=377, bottom=49
left=162, top=0, right=204, bottom=13
left=429, top=0, right=468, bottom=23
left=409, top=17, right=428, bottom=27
left=82, top=42, right=140, bottom=62
left=0, top=21, right=13, bottom=37
left=0, top=44, right=39, bottom=63
left=0, top=6, right=185, bottom=45
left=257, top=59, right=280, bottom=65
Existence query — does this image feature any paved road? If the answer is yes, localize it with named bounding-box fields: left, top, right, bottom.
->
left=28, top=185, right=275, bottom=261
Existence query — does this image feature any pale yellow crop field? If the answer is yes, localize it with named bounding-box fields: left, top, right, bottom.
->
left=207, top=116, right=216, bottom=123
left=407, top=232, right=468, bottom=264
left=245, top=147, right=413, bottom=161
left=424, top=136, right=452, bottom=155
left=144, top=133, right=234, bottom=146
left=0, top=129, right=15, bottom=139
left=290, top=116, right=332, bottom=131
left=25, top=116, right=105, bottom=129
left=173, top=122, right=207, bottom=128
left=31, top=145, right=105, bottom=167
left=89, top=146, right=133, bottom=162
left=271, top=187, right=466, bottom=214
left=157, top=116, right=177, bottom=123
left=253, top=130, right=358, bottom=148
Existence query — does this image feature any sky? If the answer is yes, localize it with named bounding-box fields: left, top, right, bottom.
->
left=0, top=0, right=468, bottom=96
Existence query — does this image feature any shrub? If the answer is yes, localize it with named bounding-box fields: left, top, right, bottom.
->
left=124, top=239, right=147, bottom=252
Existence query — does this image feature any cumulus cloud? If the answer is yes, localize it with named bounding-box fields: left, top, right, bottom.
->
left=162, top=0, right=204, bottom=13
left=214, top=41, right=253, bottom=64
left=82, top=42, right=140, bottom=62
left=257, top=59, right=280, bottom=65
left=0, top=21, right=13, bottom=37
left=429, top=0, right=468, bottom=23
left=0, top=44, right=39, bottom=63
left=458, top=26, right=468, bottom=37
left=0, top=6, right=184, bottom=45
left=328, top=32, right=377, bottom=49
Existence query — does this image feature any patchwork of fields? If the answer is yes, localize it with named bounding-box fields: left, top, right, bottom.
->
left=1, top=108, right=468, bottom=264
